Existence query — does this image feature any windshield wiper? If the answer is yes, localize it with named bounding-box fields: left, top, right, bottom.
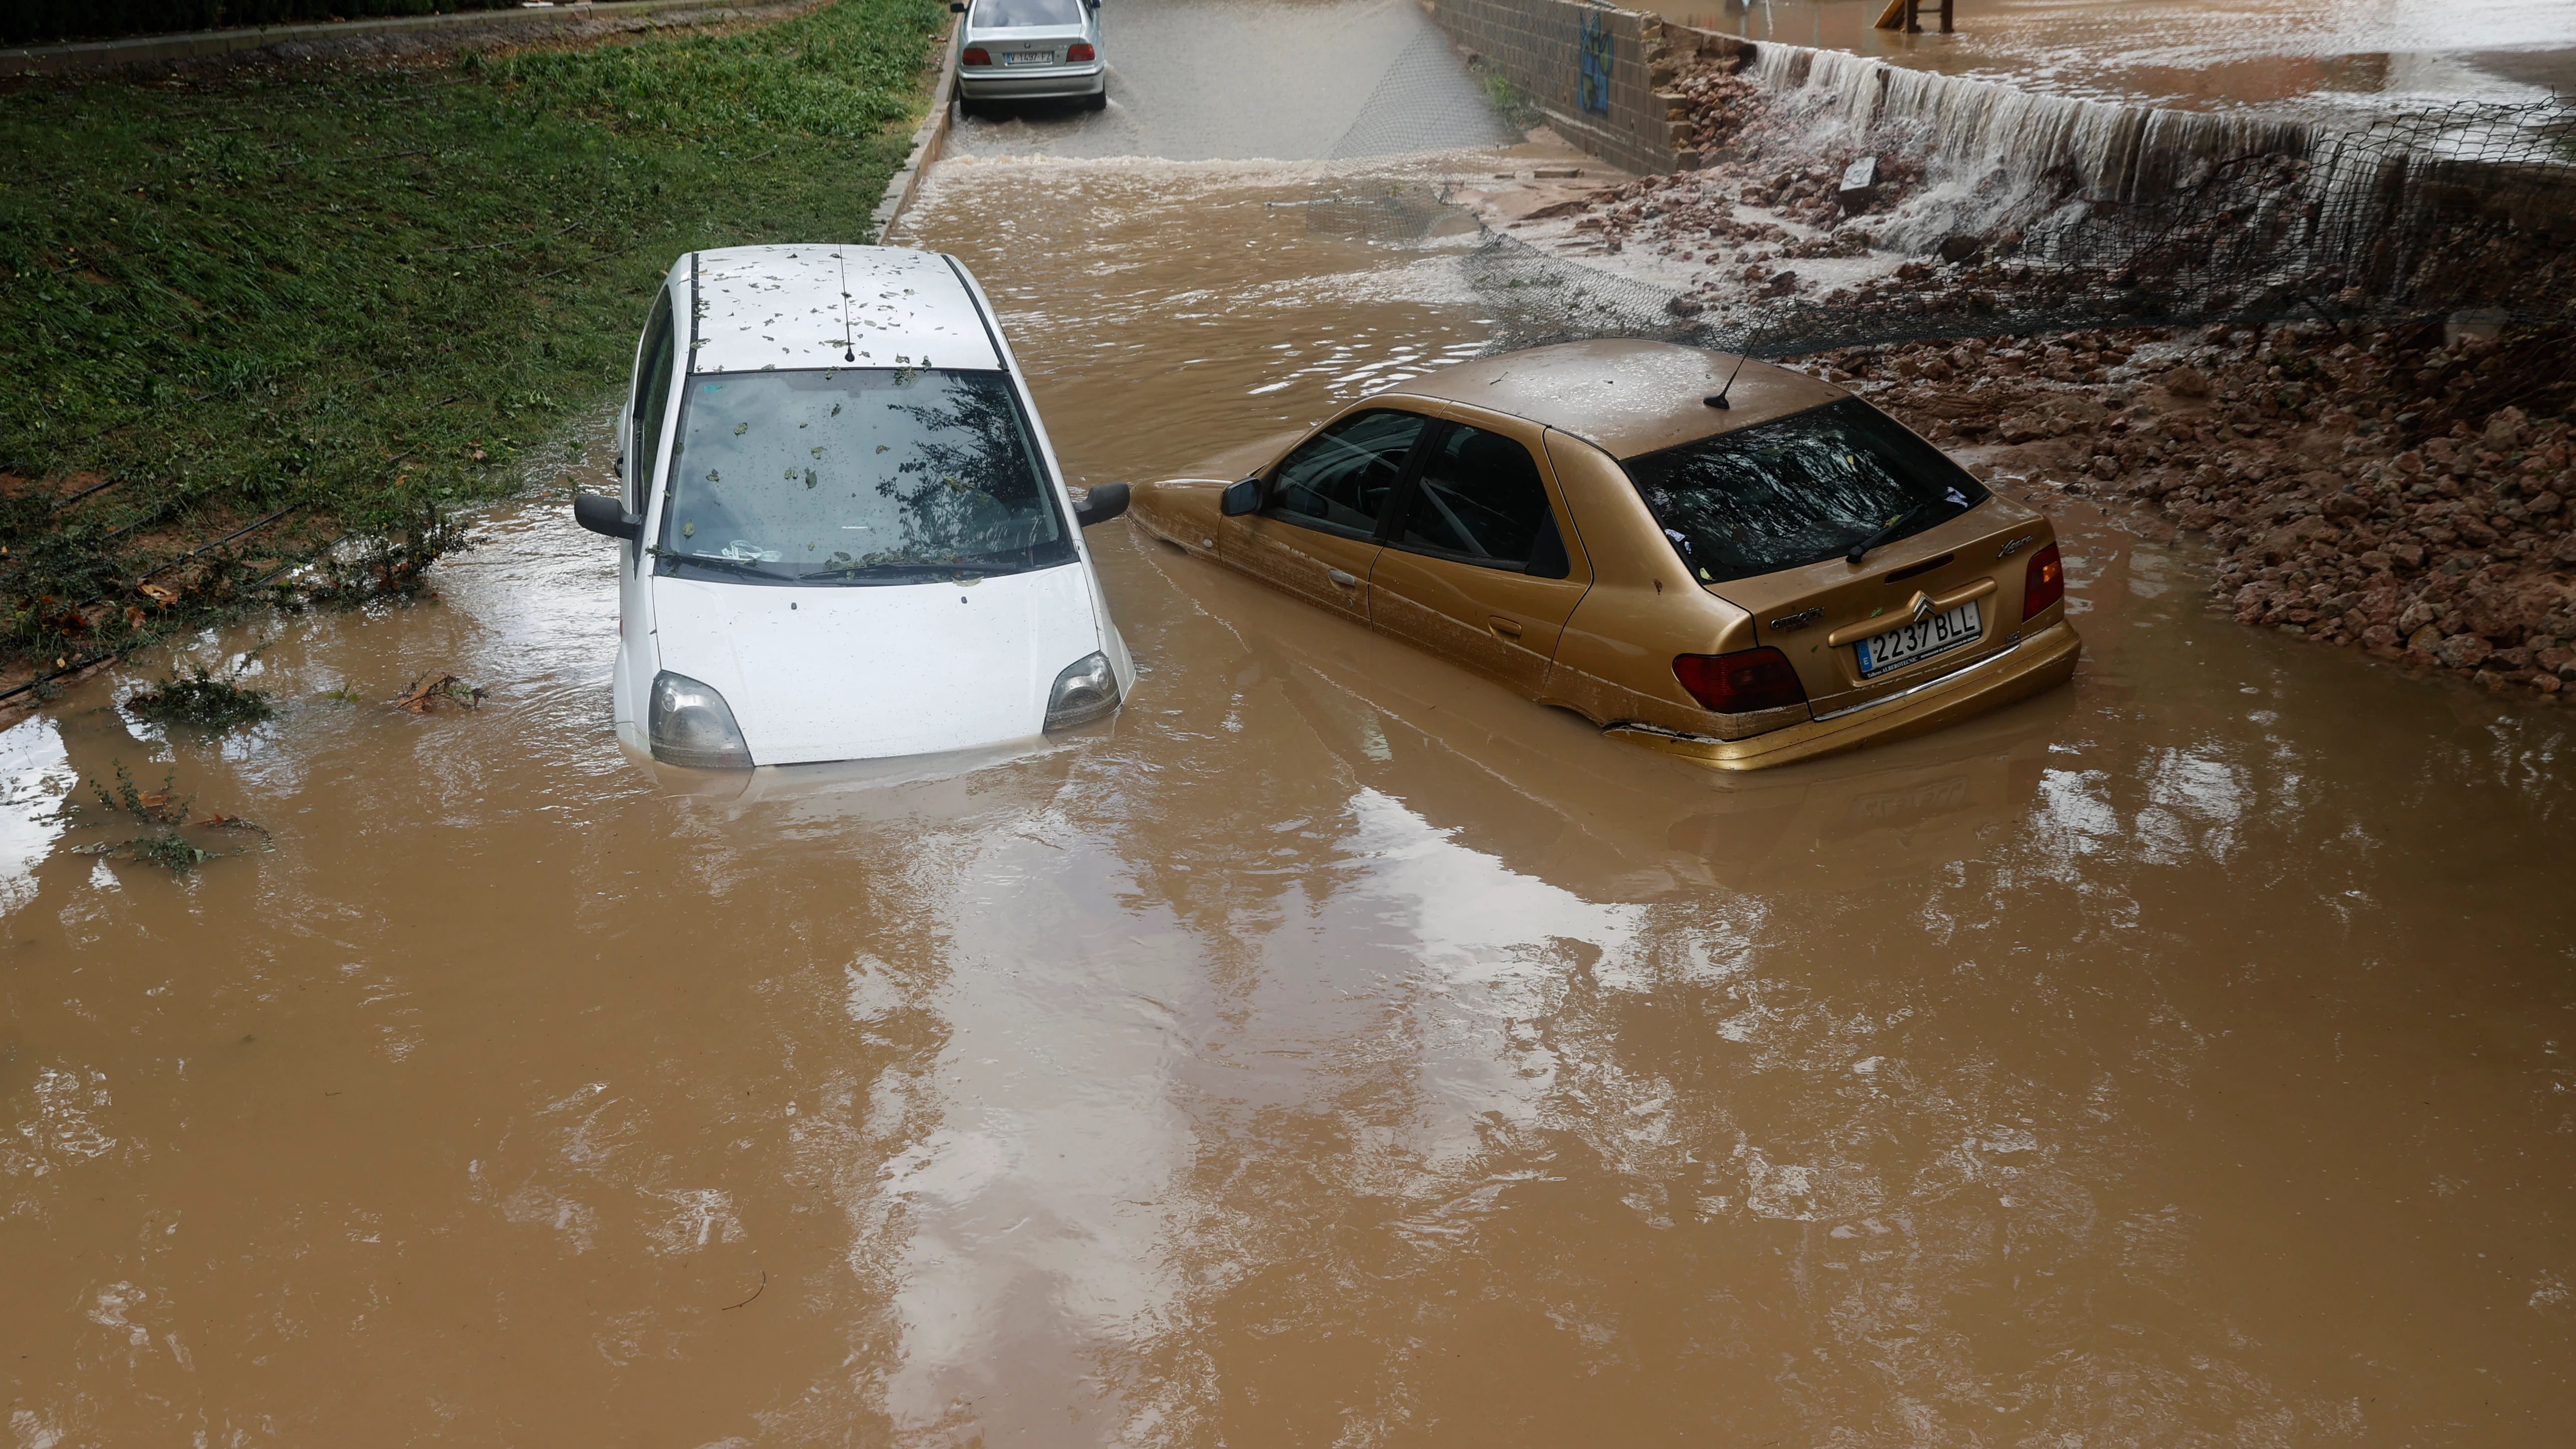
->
left=657, top=550, right=786, bottom=581
left=805, top=560, right=1022, bottom=580
left=1844, top=502, right=1935, bottom=565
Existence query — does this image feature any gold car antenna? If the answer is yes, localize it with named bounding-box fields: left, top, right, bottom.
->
left=1703, top=350, right=1749, bottom=409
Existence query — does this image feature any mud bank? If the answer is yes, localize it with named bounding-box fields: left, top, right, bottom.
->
left=1457, top=159, right=2576, bottom=694
left=1788, top=321, right=2576, bottom=696
left=1447, top=46, right=2576, bottom=698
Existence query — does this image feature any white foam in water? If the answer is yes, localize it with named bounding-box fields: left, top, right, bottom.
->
left=1746, top=44, right=2309, bottom=254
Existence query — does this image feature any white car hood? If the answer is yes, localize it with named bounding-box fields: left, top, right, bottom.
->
left=651, top=565, right=1103, bottom=766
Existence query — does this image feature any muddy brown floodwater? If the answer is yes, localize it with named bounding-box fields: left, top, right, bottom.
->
left=7, top=146, right=2576, bottom=1446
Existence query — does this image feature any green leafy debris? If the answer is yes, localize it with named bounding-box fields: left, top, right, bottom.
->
left=70, top=761, right=268, bottom=877
left=127, top=653, right=276, bottom=729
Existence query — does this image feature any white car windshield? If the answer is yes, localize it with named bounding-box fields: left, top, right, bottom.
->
left=974, top=0, right=1082, bottom=25
left=655, top=368, right=1074, bottom=585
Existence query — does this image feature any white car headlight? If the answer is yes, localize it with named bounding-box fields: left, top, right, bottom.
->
left=650, top=671, right=753, bottom=769
left=1044, top=651, right=1120, bottom=731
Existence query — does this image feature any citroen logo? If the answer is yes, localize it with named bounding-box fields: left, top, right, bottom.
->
left=1911, top=594, right=1936, bottom=623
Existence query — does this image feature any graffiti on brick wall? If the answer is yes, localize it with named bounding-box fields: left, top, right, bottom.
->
left=1577, top=6, right=1612, bottom=115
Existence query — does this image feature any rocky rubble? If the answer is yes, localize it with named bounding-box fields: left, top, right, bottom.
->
left=1797, top=322, right=2576, bottom=695
left=1463, top=57, right=2576, bottom=698
left=1565, top=81, right=1923, bottom=287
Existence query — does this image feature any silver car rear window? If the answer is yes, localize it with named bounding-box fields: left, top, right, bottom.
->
left=973, top=0, right=1082, bottom=26
left=1621, top=398, right=1989, bottom=584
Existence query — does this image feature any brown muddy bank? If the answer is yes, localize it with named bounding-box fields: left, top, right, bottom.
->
left=1458, top=49, right=2576, bottom=701
left=1801, top=320, right=2576, bottom=697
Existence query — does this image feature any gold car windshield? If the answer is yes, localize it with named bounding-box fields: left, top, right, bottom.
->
left=1622, top=399, right=1989, bottom=584
left=654, top=368, right=1073, bottom=586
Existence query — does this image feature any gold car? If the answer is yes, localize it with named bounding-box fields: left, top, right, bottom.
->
left=1128, top=339, right=2080, bottom=769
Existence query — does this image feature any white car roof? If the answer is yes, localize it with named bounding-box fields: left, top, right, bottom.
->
left=685, top=245, right=1002, bottom=375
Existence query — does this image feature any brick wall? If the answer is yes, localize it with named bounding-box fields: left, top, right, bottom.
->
left=1420, top=0, right=1749, bottom=176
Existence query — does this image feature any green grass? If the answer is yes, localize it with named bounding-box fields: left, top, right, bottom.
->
left=1472, top=61, right=1547, bottom=136
left=0, top=0, right=948, bottom=678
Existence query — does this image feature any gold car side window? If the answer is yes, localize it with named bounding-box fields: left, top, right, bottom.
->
left=1390, top=423, right=1570, bottom=578
left=1265, top=410, right=1427, bottom=540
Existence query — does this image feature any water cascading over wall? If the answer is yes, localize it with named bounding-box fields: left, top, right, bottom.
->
left=1742, top=45, right=2308, bottom=252
left=1420, top=1, right=2576, bottom=355
left=1731, top=41, right=2576, bottom=329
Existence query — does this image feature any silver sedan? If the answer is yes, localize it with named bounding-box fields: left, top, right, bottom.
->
left=952, top=0, right=1107, bottom=113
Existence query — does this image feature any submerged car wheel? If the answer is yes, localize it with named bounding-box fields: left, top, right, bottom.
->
left=1084, top=87, right=1107, bottom=112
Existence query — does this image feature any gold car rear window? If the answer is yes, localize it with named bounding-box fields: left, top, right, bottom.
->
left=1622, top=399, right=1988, bottom=584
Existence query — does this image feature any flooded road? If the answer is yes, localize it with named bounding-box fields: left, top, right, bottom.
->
left=10, top=29, right=2576, bottom=1449
left=941, top=0, right=1513, bottom=161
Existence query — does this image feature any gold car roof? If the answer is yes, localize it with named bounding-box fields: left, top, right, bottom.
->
left=1384, top=339, right=1848, bottom=461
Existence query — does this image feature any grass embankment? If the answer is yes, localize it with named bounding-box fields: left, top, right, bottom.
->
left=0, top=0, right=947, bottom=688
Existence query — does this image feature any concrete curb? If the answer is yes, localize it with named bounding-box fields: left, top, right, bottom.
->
left=4, top=0, right=791, bottom=77
left=867, top=12, right=958, bottom=244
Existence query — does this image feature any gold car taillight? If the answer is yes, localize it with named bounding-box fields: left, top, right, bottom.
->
left=1673, top=648, right=1808, bottom=713
left=2022, top=543, right=2065, bottom=619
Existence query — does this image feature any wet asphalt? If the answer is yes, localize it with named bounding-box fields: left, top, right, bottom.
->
left=943, top=0, right=1517, bottom=161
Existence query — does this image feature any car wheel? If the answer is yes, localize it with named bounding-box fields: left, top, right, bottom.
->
left=1084, top=87, right=1107, bottom=112
left=955, top=92, right=977, bottom=121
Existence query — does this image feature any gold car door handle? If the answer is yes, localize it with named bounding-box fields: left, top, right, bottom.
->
left=1488, top=616, right=1524, bottom=639
left=1327, top=568, right=1361, bottom=588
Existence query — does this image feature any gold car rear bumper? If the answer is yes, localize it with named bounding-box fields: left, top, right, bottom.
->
left=1608, top=620, right=2081, bottom=771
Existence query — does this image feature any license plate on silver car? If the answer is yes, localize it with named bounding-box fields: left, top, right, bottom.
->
left=1856, top=600, right=1981, bottom=676
left=1001, top=50, right=1055, bottom=65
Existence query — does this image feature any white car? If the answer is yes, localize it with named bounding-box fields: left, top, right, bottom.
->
left=576, top=244, right=1134, bottom=769
left=952, top=0, right=1106, bottom=113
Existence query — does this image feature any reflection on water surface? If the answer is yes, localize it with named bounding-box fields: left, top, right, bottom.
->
left=4, top=139, right=2574, bottom=1449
